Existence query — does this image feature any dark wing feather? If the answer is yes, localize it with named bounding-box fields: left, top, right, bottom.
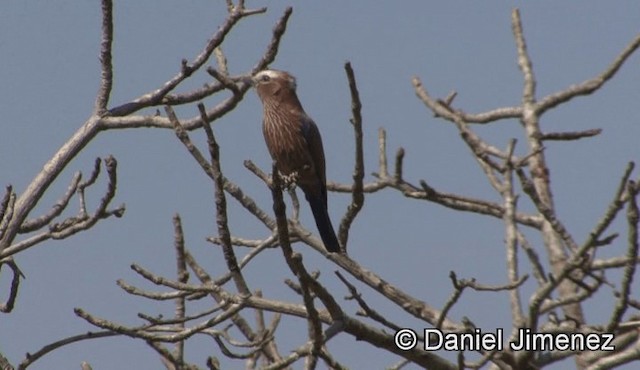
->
left=299, top=114, right=328, bottom=205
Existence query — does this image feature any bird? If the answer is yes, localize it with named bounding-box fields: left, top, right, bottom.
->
left=250, top=69, right=341, bottom=253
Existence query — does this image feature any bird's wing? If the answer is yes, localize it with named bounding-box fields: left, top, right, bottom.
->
left=299, top=114, right=328, bottom=203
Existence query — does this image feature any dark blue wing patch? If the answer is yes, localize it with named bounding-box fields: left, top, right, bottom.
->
left=300, top=114, right=316, bottom=141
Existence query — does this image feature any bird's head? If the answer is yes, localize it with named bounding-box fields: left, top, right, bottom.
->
left=249, top=70, right=298, bottom=104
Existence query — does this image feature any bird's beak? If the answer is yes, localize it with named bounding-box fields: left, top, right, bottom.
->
left=241, top=75, right=255, bottom=87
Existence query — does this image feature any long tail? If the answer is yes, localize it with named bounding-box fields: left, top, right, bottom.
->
left=304, top=192, right=340, bottom=253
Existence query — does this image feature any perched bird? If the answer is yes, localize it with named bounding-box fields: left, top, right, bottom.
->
left=250, top=70, right=340, bottom=253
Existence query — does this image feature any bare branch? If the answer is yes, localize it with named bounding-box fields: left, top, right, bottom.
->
left=411, top=76, right=522, bottom=125
left=0, top=258, right=23, bottom=313
left=214, top=47, right=229, bottom=75
left=377, top=128, right=388, bottom=178
left=512, top=9, right=536, bottom=106
left=330, top=253, right=463, bottom=331
left=94, top=0, right=114, bottom=114
left=207, top=67, right=240, bottom=94
left=606, top=181, right=639, bottom=332
left=17, top=331, right=118, bottom=370
left=76, top=158, right=103, bottom=217
left=540, top=129, right=602, bottom=141
left=172, top=214, right=188, bottom=363
left=270, top=163, right=344, bottom=321
left=244, top=159, right=272, bottom=186
left=338, top=62, right=365, bottom=250
left=75, top=304, right=246, bottom=343
left=252, top=7, right=293, bottom=74
left=0, top=157, right=124, bottom=259
left=19, top=173, right=82, bottom=233
left=408, top=177, right=542, bottom=229
left=335, top=271, right=401, bottom=332
left=517, top=230, right=547, bottom=285
left=516, top=168, right=579, bottom=252
left=583, top=162, right=635, bottom=250
left=436, top=271, right=468, bottom=330
left=0, top=115, right=103, bottom=254
left=0, top=185, right=15, bottom=238
left=7, top=4, right=640, bottom=368
left=586, top=336, right=640, bottom=369
left=537, top=33, right=640, bottom=115
left=197, top=103, right=251, bottom=296
left=184, top=251, right=284, bottom=363
left=107, top=6, right=266, bottom=117
left=501, top=139, right=526, bottom=327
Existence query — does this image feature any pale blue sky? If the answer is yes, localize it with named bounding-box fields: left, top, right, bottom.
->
left=1, top=1, right=639, bottom=369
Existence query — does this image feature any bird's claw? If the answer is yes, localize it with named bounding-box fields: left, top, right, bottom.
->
left=279, top=171, right=299, bottom=190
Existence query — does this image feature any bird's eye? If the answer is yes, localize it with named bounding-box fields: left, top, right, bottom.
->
left=260, top=75, right=271, bottom=82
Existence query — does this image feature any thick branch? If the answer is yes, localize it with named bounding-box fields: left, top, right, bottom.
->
left=94, top=0, right=114, bottom=114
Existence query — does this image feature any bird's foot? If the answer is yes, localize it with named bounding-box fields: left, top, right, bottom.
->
left=278, top=171, right=299, bottom=190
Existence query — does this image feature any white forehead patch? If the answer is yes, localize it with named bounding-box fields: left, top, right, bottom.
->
left=255, top=70, right=297, bottom=90
left=256, top=70, right=283, bottom=80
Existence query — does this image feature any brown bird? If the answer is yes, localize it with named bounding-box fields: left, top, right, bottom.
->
left=250, top=70, right=340, bottom=253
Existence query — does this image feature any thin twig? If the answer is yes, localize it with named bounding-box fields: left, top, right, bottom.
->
left=335, top=271, right=401, bottom=332
left=17, top=331, right=118, bottom=370
left=197, top=103, right=251, bottom=296
left=19, top=173, right=81, bottom=233
left=607, top=182, right=639, bottom=332
left=338, top=62, right=365, bottom=250
left=536, top=33, right=640, bottom=115
left=501, top=139, right=525, bottom=327
left=252, top=7, right=293, bottom=74
left=108, top=6, right=266, bottom=117
left=0, top=258, right=23, bottom=313
left=583, top=162, right=635, bottom=250
left=172, top=214, right=188, bottom=363
left=540, top=129, right=602, bottom=141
